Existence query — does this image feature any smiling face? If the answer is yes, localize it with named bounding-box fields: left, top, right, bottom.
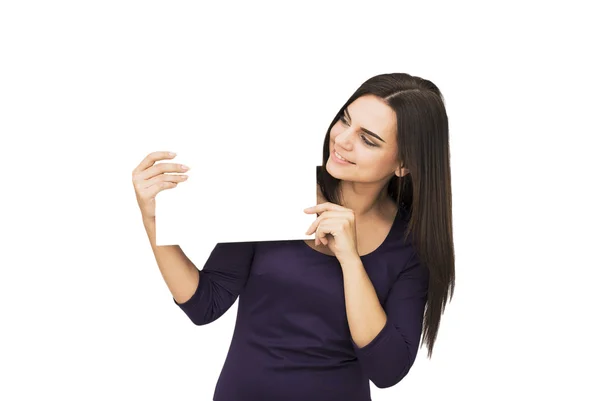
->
left=327, top=94, right=409, bottom=183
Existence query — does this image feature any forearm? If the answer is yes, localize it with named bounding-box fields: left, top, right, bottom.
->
left=341, top=256, right=388, bottom=348
left=142, top=216, right=200, bottom=304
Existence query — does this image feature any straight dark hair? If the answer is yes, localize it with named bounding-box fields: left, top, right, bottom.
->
left=316, top=72, right=455, bottom=358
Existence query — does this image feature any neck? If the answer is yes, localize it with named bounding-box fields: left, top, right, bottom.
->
left=338, top=180, right=391, bottom=221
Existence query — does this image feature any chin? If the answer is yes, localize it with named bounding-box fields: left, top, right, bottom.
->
left=325, top=159, right=345, bottom=178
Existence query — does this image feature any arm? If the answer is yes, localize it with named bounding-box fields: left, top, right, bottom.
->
left=142, top=215, right=255, bottom=326
left=142, top=216, right=201, bottom=306
left=341, top=250, right=429, bottom=388
left=172, top=240, right=256, bottom=326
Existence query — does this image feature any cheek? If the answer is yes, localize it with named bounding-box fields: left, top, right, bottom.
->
left=330, top=126, right=342, bottom=139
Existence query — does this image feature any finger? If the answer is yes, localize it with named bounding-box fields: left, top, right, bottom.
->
left=315, top=224, right=322, bottom=246
left=306, top=214, right=325, bottom=235
left=307, top=212, right=351, bottom=234
left=143, top=173, right=189, bottom=190
left=137, top=162, right=189, bottom=182
left=320, top=229, right=328, bottom=243
left=316, top=225, right=327, bottom=246
left=132, top=151, right=176, bottom=175
left=305, top=202, right=346, bottom=214
left=145, top=180, right=179, bottom=199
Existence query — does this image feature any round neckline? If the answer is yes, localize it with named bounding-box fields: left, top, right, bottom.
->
left=299, top=207, right=402, bottom=259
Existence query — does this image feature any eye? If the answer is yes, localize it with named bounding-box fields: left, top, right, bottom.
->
left=340, top=116, right=376, bottom=147
left=361, top=135, right=376, bottom=147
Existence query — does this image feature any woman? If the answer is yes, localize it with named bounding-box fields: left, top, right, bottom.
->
left=132, top=72, right=455, bottom=401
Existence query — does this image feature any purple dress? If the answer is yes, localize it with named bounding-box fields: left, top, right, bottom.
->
left=174, top=207, right=429, bottom=401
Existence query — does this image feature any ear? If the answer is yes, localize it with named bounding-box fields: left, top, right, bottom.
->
left=395, top=167, right=410, bottom=177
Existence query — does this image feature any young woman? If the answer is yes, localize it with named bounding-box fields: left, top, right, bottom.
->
left=132, top=72, right=455, bottom=401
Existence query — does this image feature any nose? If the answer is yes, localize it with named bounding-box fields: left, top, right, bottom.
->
left=333, top=128, right=354, bottom=149
left=333, top=131, right=352, bottom=151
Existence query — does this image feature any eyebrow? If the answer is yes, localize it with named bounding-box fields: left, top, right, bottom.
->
left=343, top=108, right=386, bottom=143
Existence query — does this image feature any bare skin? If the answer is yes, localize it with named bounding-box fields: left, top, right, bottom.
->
left=303, top=183, right=398, bottom=257
left=303, top=95, right=408, bottom=257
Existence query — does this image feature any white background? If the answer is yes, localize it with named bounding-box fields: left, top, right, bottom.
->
left=1, top=1, right=599, bottom=400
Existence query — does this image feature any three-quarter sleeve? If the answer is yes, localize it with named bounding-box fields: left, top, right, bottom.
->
left=173, top=241, right=256, bottom=326
left=351, top=250, right=429, bottom=388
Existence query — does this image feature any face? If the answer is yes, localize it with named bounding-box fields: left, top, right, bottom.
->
left=327, top=94, right=409, bottom=183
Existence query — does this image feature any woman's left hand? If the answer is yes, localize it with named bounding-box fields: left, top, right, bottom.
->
left=304, top=202, right=359, bottom=262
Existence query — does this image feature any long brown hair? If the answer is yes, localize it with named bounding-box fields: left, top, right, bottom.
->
left=317, top=72, right=455, bottom=358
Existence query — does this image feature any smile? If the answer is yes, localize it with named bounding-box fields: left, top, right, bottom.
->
left=334, top=151, right=347, bottom=161
left=333, top=149, right=354, bottom=164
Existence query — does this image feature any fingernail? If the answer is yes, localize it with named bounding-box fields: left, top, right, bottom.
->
left=169, top=152, right=176, bottom=156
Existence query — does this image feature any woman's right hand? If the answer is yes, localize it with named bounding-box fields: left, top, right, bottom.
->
left=132, top=151, right=190, bottom=220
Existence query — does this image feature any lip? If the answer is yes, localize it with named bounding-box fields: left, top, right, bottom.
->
left=332, top=148, right=354, bottom=165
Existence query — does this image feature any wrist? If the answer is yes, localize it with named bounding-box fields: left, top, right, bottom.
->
left=338, top=253, right=361, bottom=268
left=142, top=215, right=155, bottom=224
